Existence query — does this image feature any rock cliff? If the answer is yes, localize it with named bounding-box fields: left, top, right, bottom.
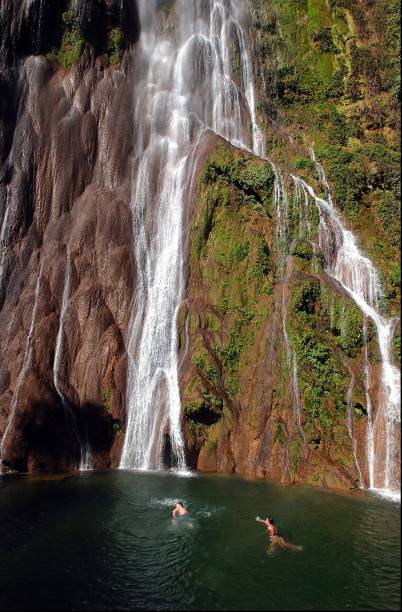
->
left=0, top=0, right=399, bottom=491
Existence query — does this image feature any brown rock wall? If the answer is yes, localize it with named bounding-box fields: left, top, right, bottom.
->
left=0, top=44, right=136, bottom=472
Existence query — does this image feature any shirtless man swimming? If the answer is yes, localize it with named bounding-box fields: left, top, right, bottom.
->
left=172, top=501, right=189, bottom=518
left=256, top=516, right=302, bottom=552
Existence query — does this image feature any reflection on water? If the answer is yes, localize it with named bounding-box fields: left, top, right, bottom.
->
left=0, top=471, right=400, bottom=610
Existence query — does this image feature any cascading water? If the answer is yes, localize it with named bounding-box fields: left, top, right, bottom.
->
left=0, top=186, right=11, bottom=296
left=119, top=0, right=399, bottom=495
left=0, top=262, right=42, bottom=471
left=273, top=165, right=308, bottom=477
left=120, top=0, right=264, bottom=470
left=53, top=253, right=93, bottom=471
left=291, top=154, right=400, bottom=500
left=345, top=370, right=364, bottom=486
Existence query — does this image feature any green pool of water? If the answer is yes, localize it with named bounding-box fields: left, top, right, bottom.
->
left=0, top=470, right=400, bottom=610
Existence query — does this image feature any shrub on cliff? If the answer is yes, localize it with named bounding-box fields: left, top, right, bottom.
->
left=47, top=11, right=84, bottom=69
left=108, top=28, right=124, bottom=65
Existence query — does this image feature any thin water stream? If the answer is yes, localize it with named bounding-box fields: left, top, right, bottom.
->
left=291, top=161, right=400, bottom=500
left=120, top=0, right=400, bottom=502
left=53, top=252, right=93, bottom=471
left=121, top=0, right=263, bottom=470
left=0, top=262, right=43, bottom=470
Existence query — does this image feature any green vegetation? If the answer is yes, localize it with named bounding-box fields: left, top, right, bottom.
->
left=47, top=10, right=84, bottom=69
left=291, top=280, right=320, bottom=315
left=290, top=328, right=347, bottom=429
left=113, top=422, right=122, bottom=437
left=316, top=146, right=367, bottom=220
left=192, top=351, right=220, bottom=384
left=292, top=240, right=313, bottom=261
left=102, top=388, right=112, bottom=413
left=274, top=420, right=287, bottom=445
left=377, top=192, right=400, bottom=247
left=293, top=157, right=315, bottom=171
left=289, top=436, right=302, bottom=476
left=287, top=277, right=366, bottom=436
left=47, top=11, right=126, bottom=69
left=393, top=334, right=401, bottom=363
left=252, top=239, right=271, bottom=278
left=185, top=0, right=401, bottom=478
left=250, top=0, right=400, bottom=282
left=336, top=308, right=364, bottom=358
left=201, top=149, right=275, bottom=217
left=108, top=28, right=124, bottom=65
left=184, top=143, right=277, bottom=455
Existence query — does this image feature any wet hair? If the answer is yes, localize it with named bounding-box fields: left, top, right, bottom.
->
left=176, top=501, right=184, bottom=507
left=267, top=516, right=275, bottom=525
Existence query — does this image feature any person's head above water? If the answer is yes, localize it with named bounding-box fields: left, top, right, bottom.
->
left=176, top=501, right=184, bottom=508
left=267, top=516, right=275, bottom=525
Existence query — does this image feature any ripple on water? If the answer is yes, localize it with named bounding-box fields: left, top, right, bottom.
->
left=370, top=487, right=401, bottom=504
left=0, top=472, right=399, bottom=611
left=148, top=497, right=225, bottom=520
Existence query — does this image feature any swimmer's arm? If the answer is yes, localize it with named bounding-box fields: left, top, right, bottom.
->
left=172, top=509, right=178, bottom=517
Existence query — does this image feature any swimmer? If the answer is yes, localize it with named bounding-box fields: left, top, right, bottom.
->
left=256, top=516, right=302, bottom=553
left=172, top=501, right=189, bottom=518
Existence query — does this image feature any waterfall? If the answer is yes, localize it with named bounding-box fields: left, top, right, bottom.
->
left=0, top=187, right=11, bottom=298
left=291, top=155, right=400, bottom=500
left=280, top=284, right=307, bottom=481
left=363, top=318, right=375, bottom=489
left=120, top=0, right=399, bottom=494
left=272, top=161, right=308, bottom=477
left=0, top=262, right=42, bottom=471
left=53, top=253, right=93, bottom=471
left=120, top=0, right=263, bottom=470
left=345, top=371, right=364, bottom=486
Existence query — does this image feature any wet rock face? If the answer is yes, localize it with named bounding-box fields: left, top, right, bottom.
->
left=179, top=137, right=370, bottom=490
left=0, top=0, right=140, bottom=62
left=0, top=11, right=137, bottom=471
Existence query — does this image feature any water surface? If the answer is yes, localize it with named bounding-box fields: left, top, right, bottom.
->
left=0, top=471, right=400, bottom=610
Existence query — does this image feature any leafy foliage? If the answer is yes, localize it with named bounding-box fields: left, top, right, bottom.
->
left=108, top=28, right=124, bottom=65
left=102, top=388, right=112, bottom=413
left=47, top=11, right=84, bottom=69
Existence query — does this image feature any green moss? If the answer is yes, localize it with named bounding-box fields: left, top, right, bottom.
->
left=231, top=242, right=250, bottom=263
left=289, top=326, right=348, bottom=431
left=337, top=305, right=364, bottom=357
left=201, top=148, right=275, bottom=217
left=251, top=239, right=271, bottom=278
left=47, top=10, right=84, bottom=69
left=108, top=27, right=124, bottom=65
left=113, top=421, right=122, bottom=437
left=312, top=27, right=339, bottom=54
left=292, top=239, right=313, bottom=261
left=192, top=351, right=220, bottom=384
left=102, top=388, right=112, bottom=413
left=274, top=420, right=287, bottom=445
left=290, top=436, right=302, bottom=475
left=377, top=192, right=400, bottom=247
left=192, top=351, right=206, bottom=370
left=316, top=146, right=368, bottom=220
left=205, top=312, right=221, bottom=332
left=293, top=157, right=316, bottom=171
left=393, top=334, right=401, bottom=363
left=191, top=146, right=277, bottom=401
left=291, top=280, right=321, bottom=315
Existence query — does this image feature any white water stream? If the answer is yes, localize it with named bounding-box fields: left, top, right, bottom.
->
left=120, top=0, right=263, bottom=470
left=120, top=2, right=400, bottom=497
left=0, top=261, right=42, bottom=471
left=53, top=253, right=93, bottom=470
left=292, top=153, right=400, bottom=500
